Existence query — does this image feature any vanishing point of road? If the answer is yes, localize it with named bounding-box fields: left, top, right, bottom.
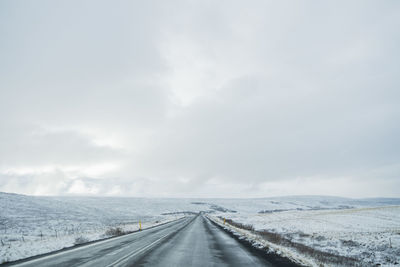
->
left=5, top=215, right=298, bottom=267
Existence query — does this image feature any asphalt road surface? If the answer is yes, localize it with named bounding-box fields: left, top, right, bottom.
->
left=7, top=215, right=295, bottom=267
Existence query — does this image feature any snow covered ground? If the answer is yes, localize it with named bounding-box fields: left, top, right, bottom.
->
left=0, top=193, right=205, bottom=263
left=1, top=193, right=400, bottom=266
left=208, top=197, right=400, bottom=266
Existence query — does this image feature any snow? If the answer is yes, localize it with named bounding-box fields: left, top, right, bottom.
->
left=0, top=193, right=204, bottom=263
left=1, top=193, right=400, bottom=266
left=207, top=197, right=400, bottom=266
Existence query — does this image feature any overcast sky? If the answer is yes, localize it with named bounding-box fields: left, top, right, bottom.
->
left=1, top=0, right=399, bottom=198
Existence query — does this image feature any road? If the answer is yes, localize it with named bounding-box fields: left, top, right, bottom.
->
left=7, top=215, right=295, bottom=267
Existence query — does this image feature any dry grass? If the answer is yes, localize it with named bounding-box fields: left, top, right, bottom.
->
left=221, top=217, right=254, bottom=231
left=74, top=236, right=89, bottom=245
left=104, top=227, right=125, bottom=236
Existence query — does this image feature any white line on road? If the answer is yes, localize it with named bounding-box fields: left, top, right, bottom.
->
left=105, top=232, right=173, bottom=267
left=12, top=233, right=138, bottom=267
left=105, top=217, right=196, bottom=267
left=12, top=218, right=187, bottom=267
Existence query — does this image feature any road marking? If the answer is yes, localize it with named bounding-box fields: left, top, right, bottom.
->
left=11, top=218, right=188, bottom=267
left=106, top=217, right=196, bottom=267
left=105, top=232, right=172, bottom=267
left=12, top=235, right=137, bottom=267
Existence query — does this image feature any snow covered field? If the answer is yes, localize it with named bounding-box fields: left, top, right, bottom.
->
left=208, top=197, right=400, bottom=266
left=1, top=193, right=400, bottom=266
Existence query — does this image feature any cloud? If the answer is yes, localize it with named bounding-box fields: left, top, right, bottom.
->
left=0, top=0, right=399, bottom=197
left=133, top=74, right=400, bottom=183
left=0, top=124, right=123, bottom=166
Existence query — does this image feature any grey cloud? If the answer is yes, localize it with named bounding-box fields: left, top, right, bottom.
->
left=0, top=124, right=122, bottom=166
left=0, top=0, right=169, bottom=131
left=0, top=0, right=399, bottom=197
left=134, top=74, right=400, bottom=185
